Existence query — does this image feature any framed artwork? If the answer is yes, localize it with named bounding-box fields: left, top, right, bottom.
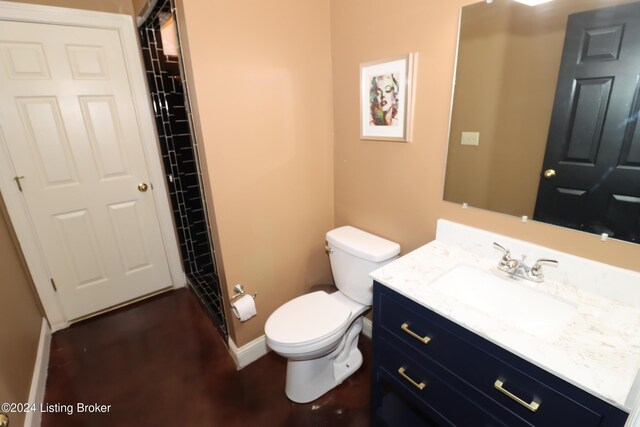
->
left=360, top=54, right=415, bottom=142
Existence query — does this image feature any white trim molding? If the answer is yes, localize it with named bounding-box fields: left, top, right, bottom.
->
left=228, top=335, right=270, bottom=370
left=25, top=318, right=51, bottom=427
left=0, top=1, right=185, bottom=330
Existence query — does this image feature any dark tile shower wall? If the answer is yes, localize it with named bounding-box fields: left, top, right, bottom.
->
left=140, top=0, right=227, bottom=340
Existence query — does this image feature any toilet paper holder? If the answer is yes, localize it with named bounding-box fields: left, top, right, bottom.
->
left=230, top=284, right=257, bottom=303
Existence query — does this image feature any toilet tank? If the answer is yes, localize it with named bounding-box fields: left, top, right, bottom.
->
left=326, top=226, right=401, bottom=306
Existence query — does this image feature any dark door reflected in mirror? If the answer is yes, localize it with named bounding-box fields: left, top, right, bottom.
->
left=445, top=0, right=640, bottom=244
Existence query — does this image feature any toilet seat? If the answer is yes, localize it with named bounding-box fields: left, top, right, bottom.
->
left=265, top=291, right=352, bottom=355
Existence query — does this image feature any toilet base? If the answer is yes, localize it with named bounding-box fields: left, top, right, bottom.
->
left=285, top=317, right=363, bottom=403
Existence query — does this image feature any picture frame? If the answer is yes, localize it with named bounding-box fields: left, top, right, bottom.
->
left=360, top=53, right=415, bottom=142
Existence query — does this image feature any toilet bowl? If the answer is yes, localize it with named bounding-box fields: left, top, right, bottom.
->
left=264, top=226, right=400, bottom=403
left=265, top=291, right=361, bottom=360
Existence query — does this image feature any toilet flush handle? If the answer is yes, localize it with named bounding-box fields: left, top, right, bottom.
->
left=325, top=245, right=333, bottom=254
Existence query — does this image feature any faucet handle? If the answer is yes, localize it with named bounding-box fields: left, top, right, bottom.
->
left=531, top=258, right=559, bottom=277
left=493, top=242, right=511, bottom=263
left=493, top=242, right=510, bottom=256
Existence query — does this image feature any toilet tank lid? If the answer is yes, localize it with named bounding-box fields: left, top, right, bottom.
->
left=326, top=226, right=400, bottom=263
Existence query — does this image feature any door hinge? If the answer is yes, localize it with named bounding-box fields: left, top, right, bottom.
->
left=14, top=176, right=24, bottom=192
left=50, top=278, right=57, bottom=292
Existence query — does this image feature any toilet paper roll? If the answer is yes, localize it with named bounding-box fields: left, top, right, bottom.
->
left=231, top=295, right=257, bottom=322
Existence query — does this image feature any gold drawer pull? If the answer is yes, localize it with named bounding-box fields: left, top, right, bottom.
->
left=401, top=322, right=431, bottom=344
left=494, top=379, right=540, bottom=412
left=398, top=367, right=426, bottom=390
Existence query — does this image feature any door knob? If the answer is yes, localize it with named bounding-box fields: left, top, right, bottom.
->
left=138, top=183, right=149, bottom=192
left=0, top=412, right=9, bottom=427
left=543, top=169, right=556, bottom=179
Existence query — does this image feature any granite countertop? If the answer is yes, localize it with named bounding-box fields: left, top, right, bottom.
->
left=370, top=240, right=640, bottom=411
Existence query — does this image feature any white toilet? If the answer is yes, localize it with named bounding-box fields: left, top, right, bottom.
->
left=264, top=225, right=400, bottom=403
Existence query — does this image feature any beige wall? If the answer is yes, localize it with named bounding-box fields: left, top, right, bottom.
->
left=0, top=197, right=42, bottom=427
left=177, top=0, right=335, bottom=346
left=131, top=0, right=147, bottom=17
left=331, top=0, right=640, bottom=273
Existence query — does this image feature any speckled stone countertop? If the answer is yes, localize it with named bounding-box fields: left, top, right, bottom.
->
left=370, top=240, right=640, bottom=412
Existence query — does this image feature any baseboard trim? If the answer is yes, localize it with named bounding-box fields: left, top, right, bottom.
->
left=362, top=317, right=373, bottom=339
left=25, top=318, right=51, bottom=427
left=228, top=335, right=269, bottom=370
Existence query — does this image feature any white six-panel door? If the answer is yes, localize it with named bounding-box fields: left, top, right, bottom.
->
left=0, top=19, right=174, bottom=320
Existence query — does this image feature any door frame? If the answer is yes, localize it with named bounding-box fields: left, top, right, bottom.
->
left=0, top=1, right=186, bottom=331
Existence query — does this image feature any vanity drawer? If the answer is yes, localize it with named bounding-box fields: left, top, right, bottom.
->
left=378, top=334, right=512, bottom=427
left=373, top=283, right=627, bottom=427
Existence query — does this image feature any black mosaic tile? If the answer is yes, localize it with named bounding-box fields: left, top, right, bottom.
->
left=187, top=272, right=225, bottom=337
left=183, top=185, right=202, bottom=203
left=196, top=252, right=213, bottom=264
left=171, top=78, right=183, bottom=94
left=165, top=93, right=184, bottom=109
left=149, top=42, right=158, bottom=60
left=140, top=0, right=226, bottom=340
left=186, top=208, right=203, bottom=219
left=167, top=150, right=177, bottom=167
left=172, top=135, right=191, bottom=150
left=179, top=175, right=198, bottom=191
left=188, top=223, right=206, bottom=238
left=170, top=106, right=187, bottom=122
left=177, top=151, right=194, bottom=165
left=194, top=241, right=211, bottom=254
left=141, top=48, right=152, bottom=69
left=179, top=242, right=189, bottom=261
left=169, top=120, right=190, bottom=135
left=165, top=63, right=180, bottom=77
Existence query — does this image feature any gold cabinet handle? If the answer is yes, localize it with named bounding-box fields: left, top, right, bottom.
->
left=398, top=367, right=426, bottom=390
left=0, top=412, right=8, bottom=427
left=494, top=379, right=540, bottom=412
left=543, top=169, right=556, bottom=179
left=401, top=323, right=431, bottom=344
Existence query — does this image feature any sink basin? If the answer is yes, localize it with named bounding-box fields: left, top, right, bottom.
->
left=430, top=264, right=576, bottom=341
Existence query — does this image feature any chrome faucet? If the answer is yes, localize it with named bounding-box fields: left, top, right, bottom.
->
left=493, top=242, right=558, bottom=282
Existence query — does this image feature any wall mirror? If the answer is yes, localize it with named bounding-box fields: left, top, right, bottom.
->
left=444, top=0, right=640, bottom=244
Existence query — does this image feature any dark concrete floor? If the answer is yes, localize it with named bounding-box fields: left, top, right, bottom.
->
left=42, top=288, right=371, bottom=427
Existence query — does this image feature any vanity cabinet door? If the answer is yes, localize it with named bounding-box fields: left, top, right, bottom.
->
left=377, top=289, right=603, bottom=426
left=378, top=334, right=528, bottom=427
left=371, top=282, right=629, bottom=427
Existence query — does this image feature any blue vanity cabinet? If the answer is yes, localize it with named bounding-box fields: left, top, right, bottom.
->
left=371, top=281, right=629, bottom=427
